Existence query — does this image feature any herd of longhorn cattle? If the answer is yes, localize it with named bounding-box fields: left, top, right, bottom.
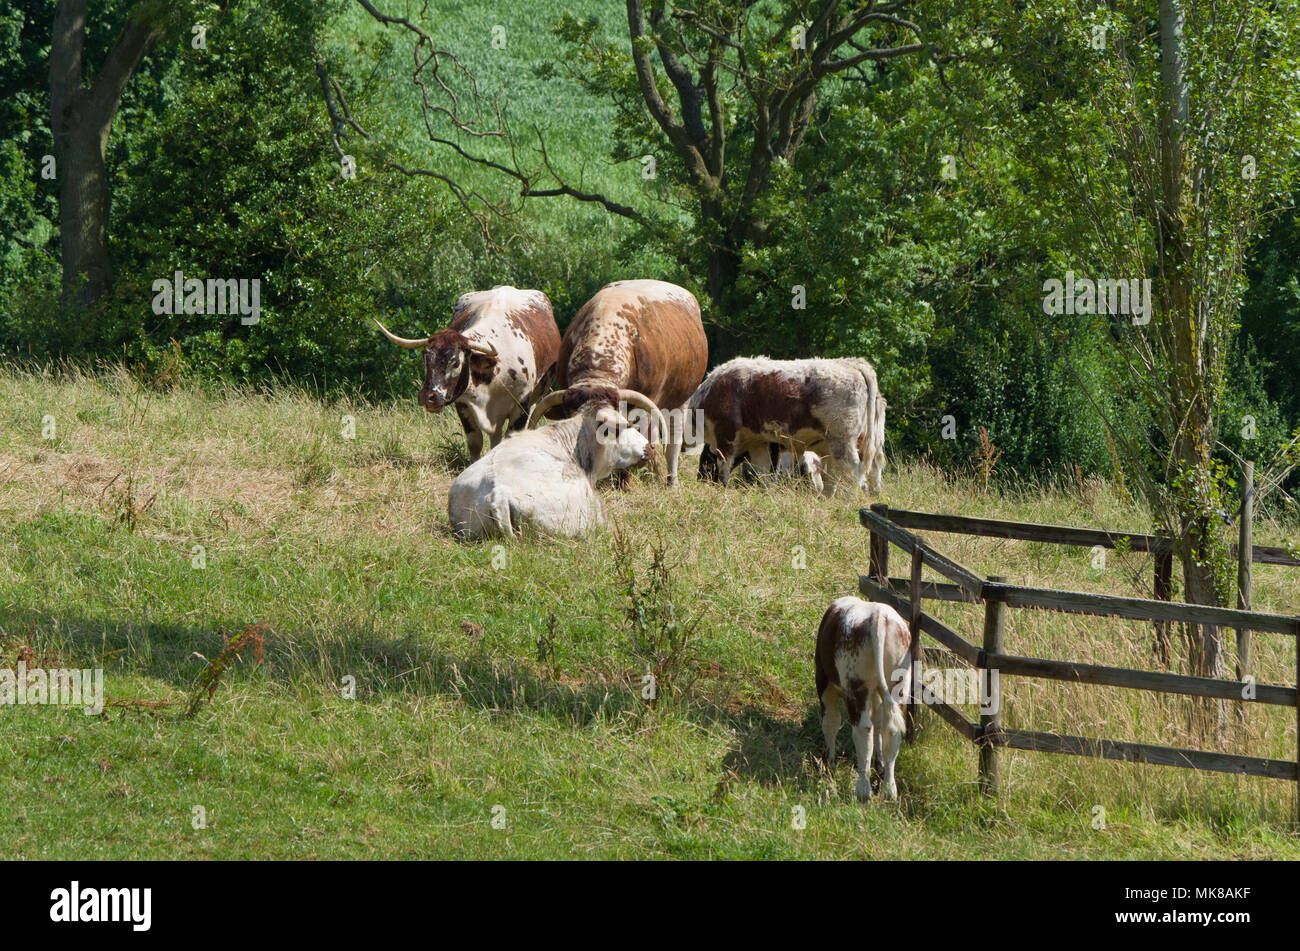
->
left=378, top=279, right=905, bottom=800
left=377, top=279, right=889, bottom=540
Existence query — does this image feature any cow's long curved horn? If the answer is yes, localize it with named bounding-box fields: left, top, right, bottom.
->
left=616, top=390, right=669, bottom=444
left=374, top=319, right=433, bottom=349
left=464, top=337, right=498, bottom=358
left=528, top=389, right=569, bottom=428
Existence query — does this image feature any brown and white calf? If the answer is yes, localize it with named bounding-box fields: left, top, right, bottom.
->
left=376, top=286, right=561, bottom=461
left=814, top=596, right=912, bottom=801
left=688, top=357, right=886, bottom=496
left=529, top=279, right=708, bottom=485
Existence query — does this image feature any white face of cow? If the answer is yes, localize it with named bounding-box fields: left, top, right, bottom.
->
left=588, top=405, right=652, bottom=479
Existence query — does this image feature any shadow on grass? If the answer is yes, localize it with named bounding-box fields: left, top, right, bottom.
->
left=1, top=603, right=830, bottom=789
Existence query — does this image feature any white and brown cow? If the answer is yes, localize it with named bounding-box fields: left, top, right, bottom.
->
left=688, top=356, right=885, bottom=496
left=376, top=286, right=561, bottom=460
left=447, top=402, right=654, bottom=539
left=529, top=280, right=708, bottom=486
left=815, top=596, right=912, bottom=801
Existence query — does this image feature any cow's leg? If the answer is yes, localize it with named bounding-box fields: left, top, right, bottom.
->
left=455, top=405, right=485, bottom=460
left=867, top=439, right=886, bottom=494
left=664, top=405, right=685, bottom=487
left=819, top=685, right=842, bottom=765
left=845, top=684, right=873, bottom=801
left=488, top=417, right=510, bottom=449
left=747, top=442, right=774, bottom=477
left=851, top=717, right=875, bottom=802
left=873, top=694, right=905, bottom=801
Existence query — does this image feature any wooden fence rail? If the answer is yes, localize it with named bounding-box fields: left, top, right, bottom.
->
left=858, top=505, right=1300, bottom=823
left=874, top=506, right=1300, bottom=566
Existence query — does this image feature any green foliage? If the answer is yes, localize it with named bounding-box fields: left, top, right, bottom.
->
left=3, top=0, right=1299, bottom=481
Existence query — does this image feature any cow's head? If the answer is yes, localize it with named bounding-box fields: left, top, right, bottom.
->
left=375, top=320, right=498, bottom=413
left=527, top=385, right=668, bottom=446
left=578, top=404, right=655, bottom=481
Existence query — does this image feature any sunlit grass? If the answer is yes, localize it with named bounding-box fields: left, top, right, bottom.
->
left=0, top=365, right=1296, bottom=858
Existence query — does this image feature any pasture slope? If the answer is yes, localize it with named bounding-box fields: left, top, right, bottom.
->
left=0, top=367, right=1297, bottom=859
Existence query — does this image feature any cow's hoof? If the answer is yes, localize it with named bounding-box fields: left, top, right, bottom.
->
left=855, top=777, right=872, bottom=802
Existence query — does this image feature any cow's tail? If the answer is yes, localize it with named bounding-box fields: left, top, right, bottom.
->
left=850, top=359, right=887, bottom=486
left=872, top=607, right=905, bottom=726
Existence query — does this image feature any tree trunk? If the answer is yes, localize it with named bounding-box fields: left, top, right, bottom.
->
left=705, top=243, right=743, bottom=361
left=49, top=0, right=163, bottom=310
left=701, top=194, right=745, bottom=361
left=56, top=122, right=114, bottom=308
left=1159, top=0, right=1226, bottom=716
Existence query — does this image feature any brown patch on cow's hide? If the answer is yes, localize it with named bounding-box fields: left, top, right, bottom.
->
left=893, top=616, right=912, bottom=651
left=699, top=367, right=826, bottom=458
left=559, top=385, right=619, bottom=416
left=843, top=676, right=869, bottom=724
left=469, top=354, right=496, bottom=386
left=507, top=297, right=561, bottom=377
left=813, top=603, right=842, bottom=704
left=557, top=283, right=707, bottom=407
left=698, top=371, right=743, bottom=457
left=426, top=328, right=471, bottom=350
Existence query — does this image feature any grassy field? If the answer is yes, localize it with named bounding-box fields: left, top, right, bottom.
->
left=1, top=366, right=1297, bottom=859
left=330, top=0, right=660, bottom=245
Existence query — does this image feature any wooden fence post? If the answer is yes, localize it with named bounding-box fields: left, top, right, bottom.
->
left=979, top=575, right=1007, bottom=797
left=906, top=547, right=923, bottom=742
left=1154, top=547, right=1173, bottom=668
left=869, top=502, right=890, bottom=581
left=1237, top=461, right=1254, bottom=686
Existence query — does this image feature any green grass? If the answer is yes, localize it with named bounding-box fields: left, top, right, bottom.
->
left=329, top=1, right=659, bottom=249
left=1, top=366, right=1297, bottom=858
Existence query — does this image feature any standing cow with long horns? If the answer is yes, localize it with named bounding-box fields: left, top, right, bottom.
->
left=376, top=286, right=561, bottom=461
left=529, top=279, right=708, bottom=486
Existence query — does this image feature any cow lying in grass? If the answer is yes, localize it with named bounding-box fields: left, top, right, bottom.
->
left=448, top=403, right=657, bottom=539
left=814, top=596, right=912, bottom=801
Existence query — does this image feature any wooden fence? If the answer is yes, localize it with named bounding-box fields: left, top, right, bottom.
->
left=858, top=503, right=1300, bottom=821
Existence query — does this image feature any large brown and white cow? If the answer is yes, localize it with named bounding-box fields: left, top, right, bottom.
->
left=376, top=286, right=561, bottom=460
left=528, top=280, right=708, bottom=486
left=815, top=596, right=912, bottom=801
left=688, top=356, right=885, bottom=496
left=447, top=402, right=655, bottom=539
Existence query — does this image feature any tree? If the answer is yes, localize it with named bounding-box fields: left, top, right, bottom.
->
left=336, top=1, right=939, bottom=357
left=48, top=1, right=192, bottom=307
left=994, top=0, right=1300, bottom=677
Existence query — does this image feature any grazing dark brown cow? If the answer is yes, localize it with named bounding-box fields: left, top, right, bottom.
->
left=529, top=279, right=708, bottom=485
left=376, top=286, right=561, bottom=461
left=688, top=356, right=885, bottom=496
left=815, top=596, right=912, bottom=801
